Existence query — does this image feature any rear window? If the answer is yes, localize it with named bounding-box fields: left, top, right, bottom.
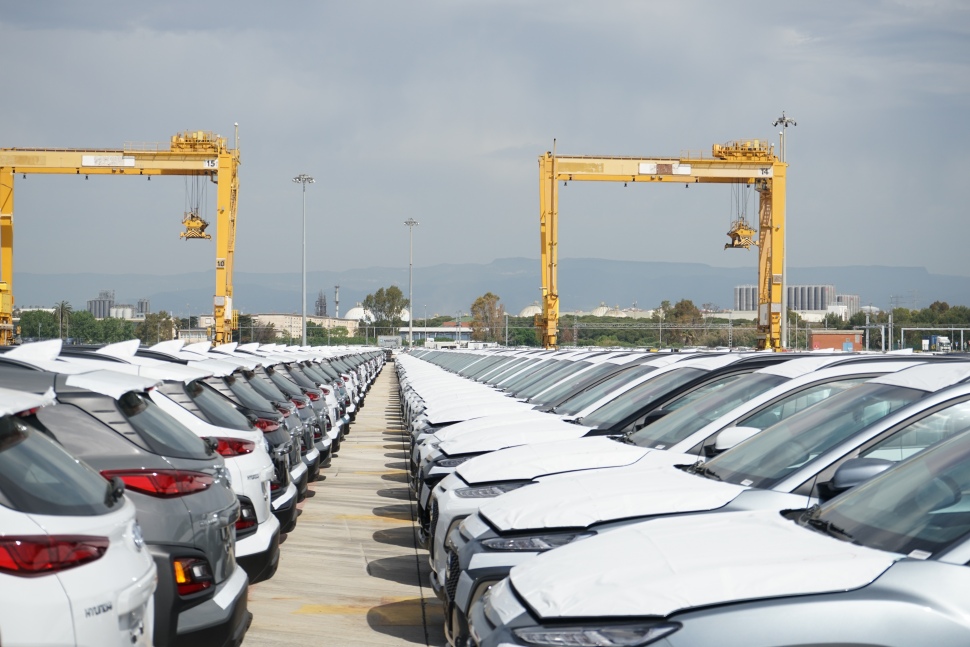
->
left=117, top=392, right=212, bottom=459
left=0, top=415, right=117, bottom=516
left=185, top=380, right=254, bottom=431
left=224, top=375, right=276, bottom=411
left=245, top=372, right=288, bottom=401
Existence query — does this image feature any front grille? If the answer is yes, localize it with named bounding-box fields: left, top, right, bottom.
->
left=445, top=549, right=460, bottom=601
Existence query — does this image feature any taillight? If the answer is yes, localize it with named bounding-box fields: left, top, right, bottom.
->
left=274, top=404, right=291, bottom=418
left=291, top=398, right=307, bottom=409
left=0, top=535, right=109, bottom=576
left=321, top=387, right=331, bottom=396
left=313, top=425, right=322, bottom=441
left=255, top=417, right=280, bottom=433
left=102, top=469, right=213, bottom=498
left=210, top=437, right=255, bottom=457
left=236, top=499, right=258, bottom=538
left=342, top=376, right=350, bottom=383
left=305, top=390, right=321, bottom=401
left=173, top=556, right=214, bottom=596
left=270, top=479, right=282, bottom=493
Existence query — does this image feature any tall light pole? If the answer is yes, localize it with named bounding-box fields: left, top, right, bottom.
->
left=292, top=174, right=315, bottom=346
left=505, top=312, right=510, bottom=346
left=773, top=111, right=796, bottom=349
left=404, top=218, right=419, bottom=348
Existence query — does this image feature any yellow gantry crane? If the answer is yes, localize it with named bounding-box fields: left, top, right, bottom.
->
left=537, top=139, right=787, bottom=350
left=0, top=130, right=240, bottom=345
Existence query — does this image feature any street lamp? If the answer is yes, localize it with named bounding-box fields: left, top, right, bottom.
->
left=404, top=218, right=419, bottom=348
left=292, top=174, right=315, bottom=346
left=773, top=111, right=796, bottom=349
left=504, top=312, right=510, bottom=346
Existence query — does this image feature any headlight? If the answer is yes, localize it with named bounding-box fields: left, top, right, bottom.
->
left=435, top=456, right=473, bottom=468
left=481, top=531, right=595, bottom=552
left=513, top=622, right=681, bottom=646
left=455, top=482, right=531, bottom=499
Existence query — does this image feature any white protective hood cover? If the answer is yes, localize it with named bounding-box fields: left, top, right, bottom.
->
left=870, top=361, right=970, bottom=392
left=434, top=411, right=567, bottom=443
left=440, top=420, right=593, bottom=456
left=457, top=436, right=652, bottom=484
left=481, top=463, right=745, bottom=531
left=421, top=400, right=535, bottom=425
left=64, top=370, right=160, bottom=399
left=510, top=509, right=896, bottom=620
left=0, top=386, right=56, bottom=415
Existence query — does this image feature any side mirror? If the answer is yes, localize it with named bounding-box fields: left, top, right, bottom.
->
left=714, top=426, right=762, bottom=453
left=830, top=457, right=895, bottom=494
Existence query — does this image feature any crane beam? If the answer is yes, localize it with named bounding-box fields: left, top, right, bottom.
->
left=0, top=131, right=240, bottom=345
left=537, top=140, right=786, bottom=350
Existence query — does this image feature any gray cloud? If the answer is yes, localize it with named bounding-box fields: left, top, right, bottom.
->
left=2, top=0, right=968, bottom=312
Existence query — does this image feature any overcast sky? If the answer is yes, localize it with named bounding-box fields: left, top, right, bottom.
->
left=2, top=1, right=968, bottom=291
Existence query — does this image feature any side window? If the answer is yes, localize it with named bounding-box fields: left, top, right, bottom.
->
left=740, top=379, right=869, bottom=430
left=862, top=400, right=970, bottom=462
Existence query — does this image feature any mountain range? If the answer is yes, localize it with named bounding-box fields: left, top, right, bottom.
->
left=14, top=258, right=968, bottom=318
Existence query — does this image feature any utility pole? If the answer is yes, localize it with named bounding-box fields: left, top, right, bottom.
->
left=773, top=111, right=796, bottom=349
left=404, top=218, right=419, bottom=348
left=292, top=174, right=315, bottom=346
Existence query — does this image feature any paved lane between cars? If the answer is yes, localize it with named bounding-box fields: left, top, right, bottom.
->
left=244, top=364, right=446, bottom=646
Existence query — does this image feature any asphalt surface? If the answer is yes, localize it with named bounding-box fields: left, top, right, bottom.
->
left=244, top=364, right=446, bottom=646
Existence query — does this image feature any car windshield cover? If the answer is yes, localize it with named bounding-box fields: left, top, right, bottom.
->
left=0, top=415, right=118, bottom=516
left=554, top=365, right=658, bottom=416
left=505, top=360, right=569, bottom=395
left=118, top=391, right=212, bottom=459
left=531, top=362, right=619, bottom=407
left=628, top=373, right=787, bottom=448
left=185, top=380, right=254, bottom=430
left=807, top=426, right=970, bottom=556
left=704, top=383, right=925, bottom=490
left=580, top=367, right=707, bottom=429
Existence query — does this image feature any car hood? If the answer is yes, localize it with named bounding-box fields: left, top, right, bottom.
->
left=420, top=399, right=533, bottom=425
left=480, top=464, right=745, bottom=531
left=510, top=509, right=896, bottom=620
left=440, top=421, right=593, bottom=456
left=456, top=436, right=660, bottom=485
left=433, top=411, right=555, bottom=443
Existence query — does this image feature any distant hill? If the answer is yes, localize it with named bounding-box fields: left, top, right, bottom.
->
left=15, top=258, right=969, bottom=317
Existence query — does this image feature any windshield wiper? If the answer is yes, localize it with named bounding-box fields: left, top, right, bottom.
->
left=687, top=461, right=721, bottom=481
left=803, top=506, right=853, bottom=541
left=609, top=434, right=635, bottom=445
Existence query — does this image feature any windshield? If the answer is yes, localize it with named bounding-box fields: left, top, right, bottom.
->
left=704, top=383, right=925, bottom=490
left=516, top=361, right=592, bottom=400
left=492, top=358, right=542, bottom=386
left=580, top=367, right=707, bottom=429
left=554, top=365, right=657, bottom=416
left=531, top=362, right=621, bottom=407
left=809, top=425, right=970, bottom=556
left=0, top=415, right=118, bottom=516
left=627, top=373, right=787, bottom=447
left=506, top=360, right=571, bottom=395
left=500, top=359, right=557, bottom=389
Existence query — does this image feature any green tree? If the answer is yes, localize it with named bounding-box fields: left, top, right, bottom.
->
left=96, top=317, right=138, bottom=343
left=19, top=310, right=58, bottom=340
left=234, top=314, right=277, bottom=344
left=68, top=310, right=98, bottom=343
left=470, top=292, right=504, bottom=342
left=361, top=286, right=409, bottom=336
left=135, top=311, right=175, bottom=346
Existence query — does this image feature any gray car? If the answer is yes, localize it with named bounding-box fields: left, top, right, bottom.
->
left=467, top=402, right=970, bottom=647
left=0, top=366, right=251, bottom=647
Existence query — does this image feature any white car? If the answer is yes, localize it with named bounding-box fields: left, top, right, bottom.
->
left=0, top=387, right=157, bottom=647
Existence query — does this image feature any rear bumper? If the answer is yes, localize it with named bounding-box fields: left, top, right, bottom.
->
left=175, top=566, right=252, bottom=647
left=237, top=525, right=280, bottom=584
left=271, top=483, right=299, bottom=533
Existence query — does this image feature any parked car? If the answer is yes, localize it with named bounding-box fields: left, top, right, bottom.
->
left=467, top=405, right=970, bottom=647
left=0, top=364, right=251, bottom=647
left=0, top=387, right=158, bottom=647
left=445, top=362, right=970, bottom=644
